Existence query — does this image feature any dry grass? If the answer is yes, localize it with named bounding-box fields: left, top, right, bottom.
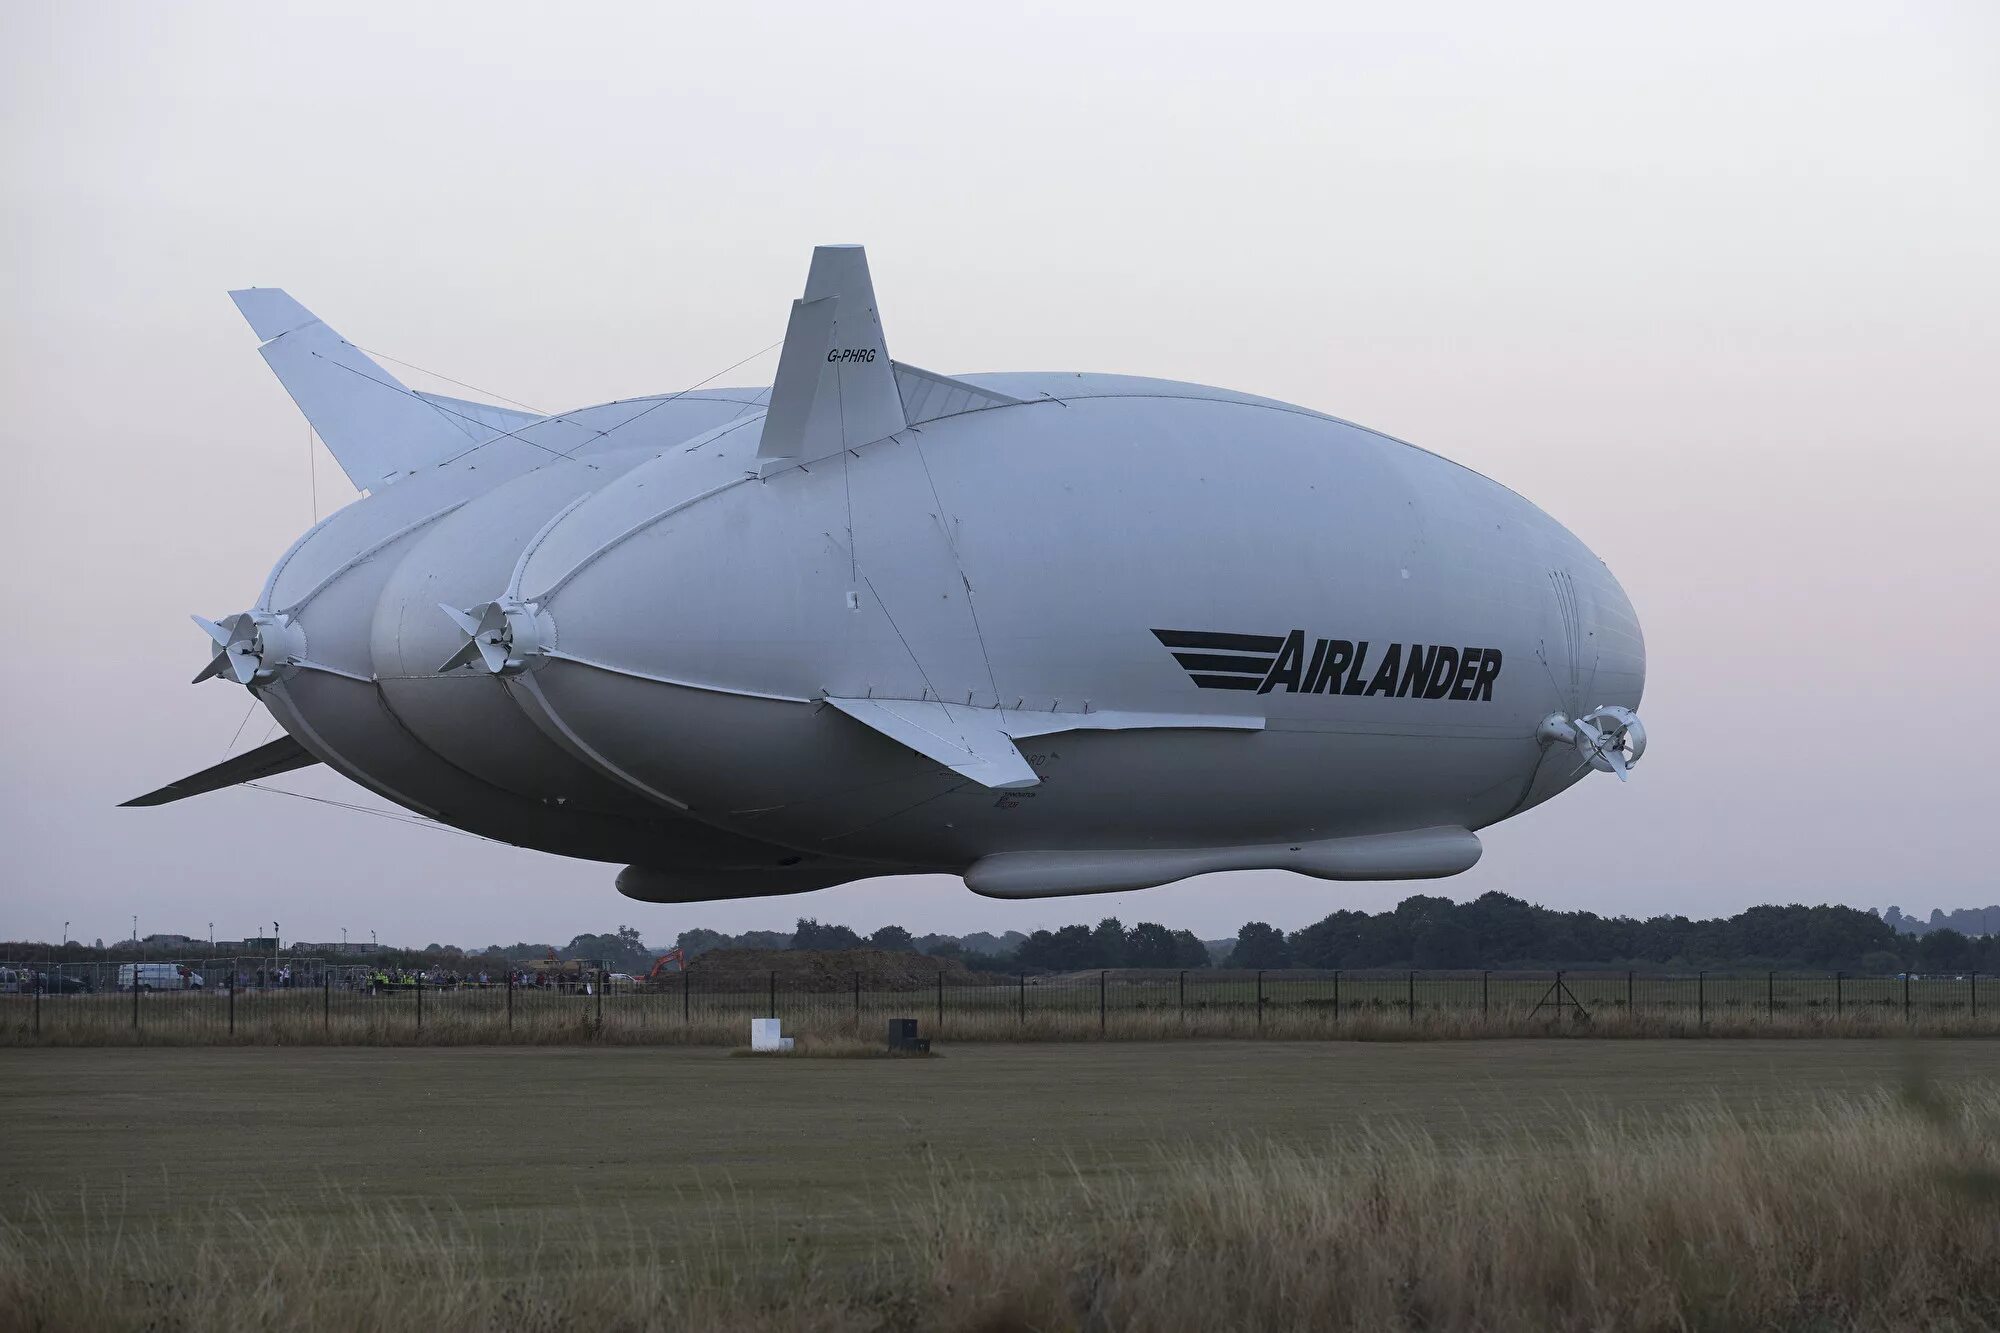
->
left=3, top=1077, right=1996, bottom=1331
left=6, top=991, right=2000, bottom=1047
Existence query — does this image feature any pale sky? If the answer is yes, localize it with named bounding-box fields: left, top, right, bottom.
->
left=3, top=1, right=1994, bottom=949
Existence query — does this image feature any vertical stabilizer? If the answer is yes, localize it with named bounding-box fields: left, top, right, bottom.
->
left=228, top=288, right=482, bottom=491
left=756, top=245, right=907, bottom=467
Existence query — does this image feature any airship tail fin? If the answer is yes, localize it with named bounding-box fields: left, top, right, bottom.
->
left=757, top=245, right=909, bottom=467
left=120, top=734, right=320, bottom=807
left=228, top=288, right=485, bottom=492
left=891, top=360, right=1024, bottom=425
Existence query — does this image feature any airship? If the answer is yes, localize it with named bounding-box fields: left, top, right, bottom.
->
left=126, top=245, right=1647, bottom=902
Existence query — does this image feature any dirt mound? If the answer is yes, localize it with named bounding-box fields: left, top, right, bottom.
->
left=688, top=948, right=984, bottom=992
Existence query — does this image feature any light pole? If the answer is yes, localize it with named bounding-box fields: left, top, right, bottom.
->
left=342, top=927, right=348, bottom=949
left=370, top=929, right=377, bottom=950
left=61, top=921, right=69, bottom=948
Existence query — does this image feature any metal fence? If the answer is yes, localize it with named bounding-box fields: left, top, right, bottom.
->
left=1, top=962, right=1988, bottom=1042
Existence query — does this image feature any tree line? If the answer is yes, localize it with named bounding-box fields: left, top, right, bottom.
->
left=1212, top=894, right=1998, bottom=974
left=11, top=894, right=1997, bottom=976
left=676, top=894, right=2000, bottom=974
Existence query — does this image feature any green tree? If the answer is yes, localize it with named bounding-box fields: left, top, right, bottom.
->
left=559, top=925, right=651, bottom=970
left=1016, top=924, right=1095, bottom=972
left=869, top=924, right=916, bottom=952
left=1089, top=918, right=1128, bottom=968
left=1124, top=922, right=1179, bottom=967
left=1413, top=920, right=1476, bottom=969
left=1172, top=928, right=1212, bottom=969
left=1226, top=922, right=1292, bottom=969
left=1917, top=929, right=1973, bottom=973
left=792, top=918, right=865, bottom=951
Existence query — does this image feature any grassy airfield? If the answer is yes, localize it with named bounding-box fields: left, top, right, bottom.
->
left=4, top=1041, right=1998, bottom=1329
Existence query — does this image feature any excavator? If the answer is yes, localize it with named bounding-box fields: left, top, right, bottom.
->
left=643, top=948, right=687, bottom=985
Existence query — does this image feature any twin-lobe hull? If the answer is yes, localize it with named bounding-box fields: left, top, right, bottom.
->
left=154, top=256, right=1644, bottom=902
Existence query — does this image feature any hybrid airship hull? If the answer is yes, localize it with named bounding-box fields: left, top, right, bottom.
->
left=129, top=246, right=1647, bottom=902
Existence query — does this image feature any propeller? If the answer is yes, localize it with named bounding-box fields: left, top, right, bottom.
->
left=192, top=611, right=302, bottom=686
left=1537, top=705, right=1646, bottom=782
left=437, top=598, right=546, bottom=676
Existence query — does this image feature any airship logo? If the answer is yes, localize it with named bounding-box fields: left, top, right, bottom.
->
left=1152, top=629, right=1502, bottom=701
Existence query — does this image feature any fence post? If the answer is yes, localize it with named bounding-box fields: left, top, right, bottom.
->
left=1767, top=971, right=1774, bottom=1021
left=33, top=980, right=39, bottom=1036
left=416, top=972, right=424, bottom=1032
left=132, top=967, right=140, bottom=1032
left=1018, top=972, right=1025, bottom=1025
left=1178, top=969, right=1186, bottom=1019
left=1697, top=970, right=1705, bottom=1025
left=1904, top=970, right=1911, bottom=1023
left=1255, top=970, right=1264, bottom=1033
left=1972, top=972, right=1978, bottom=1019
left=1481, top=970, right=1488, bottom=1021
left=1099, top=970, right=1108, bottom=1034
left=768, top=969, right=776, bottom=1019
left=507, top=970, right=515, bottom=1033
left=1407, top=970, right=1415, bottom=1024
left=1627, top=970, right=1634, bottom=1014
left=853, top=971, right=861, bottom=1028
left=1334, top=969, right=1342, bottom=1017
left=1835, top=971, right=1842, bottom=1017
left=597, top=968, right=606, bottom=1033
left=228, top=975, right=235, bottom=1036
left=936, top=969, right=944, bottom=1035
left=324, top=970, right=331, bottom=1032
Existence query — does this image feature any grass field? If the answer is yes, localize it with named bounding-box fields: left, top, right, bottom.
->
left=2, top=1041, right=1995, bottom=1254
left=5, top=1041, right=1998, bottom=1329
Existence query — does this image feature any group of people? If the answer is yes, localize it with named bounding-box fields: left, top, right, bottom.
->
left=355, top=968, right=599, bottom=994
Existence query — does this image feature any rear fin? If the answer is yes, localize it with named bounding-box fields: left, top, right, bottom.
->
left=413, top=392, right=544, bottom=438
left=825, top=698, right=1039, bottom=790
left=825, top=699, right=1264, bottom=791
left=756, top=246, right=907, bottom=468
left=228, top=288, right=476, bottom=491
left=892, top=361, right=1023, bottom=424
left=120, top=734, right=319, bottom=807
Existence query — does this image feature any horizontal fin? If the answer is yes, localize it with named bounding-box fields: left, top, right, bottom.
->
left=825, top=700, right=1263, bottom=791
left=826, top=698, right=1038, bottom=790
left=120, top=735, right=318, bottom=807
left=228, top=288, right=474, bottom=491
left=756, top=246, right=907, bottom=467
left=1000, top=708, right=1264, bottom=740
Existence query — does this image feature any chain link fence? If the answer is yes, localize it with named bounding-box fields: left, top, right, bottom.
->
left=1, top=962, right=1988, bottom=1043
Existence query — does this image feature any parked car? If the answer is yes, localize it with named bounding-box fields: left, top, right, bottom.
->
left=36, top=972, right=92, bottom=994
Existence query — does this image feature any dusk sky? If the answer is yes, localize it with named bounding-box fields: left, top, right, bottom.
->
left=3, top=2, right=1994, bottom=949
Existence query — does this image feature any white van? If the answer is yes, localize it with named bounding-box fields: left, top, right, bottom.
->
left=117, top=963, right=203, bottom=990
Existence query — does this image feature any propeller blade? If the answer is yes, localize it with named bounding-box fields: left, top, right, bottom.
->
left=1602, top=746, right=1630, bottom=782
left=437, top=603, right=482, bottom=636
left=475, top=637, right=514, bottom=674
left=437, top=639, right=484, bottom=673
